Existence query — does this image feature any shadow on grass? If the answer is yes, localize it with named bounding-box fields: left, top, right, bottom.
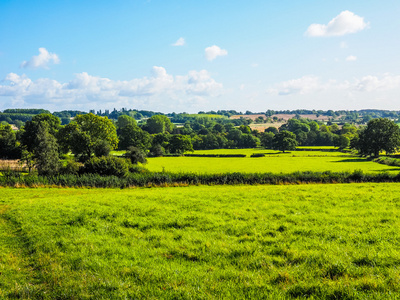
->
left=333, top=158, right=368, bottom=163
left=374, top=168, right=400, bottom=172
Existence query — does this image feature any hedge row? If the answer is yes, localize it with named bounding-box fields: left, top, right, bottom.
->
left=1, top=170, right=400, bottom=188
left=374, top=156, right=400, bottom=167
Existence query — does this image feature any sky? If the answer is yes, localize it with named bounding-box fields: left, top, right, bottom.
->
left=0, top=0, right=400, bottom=113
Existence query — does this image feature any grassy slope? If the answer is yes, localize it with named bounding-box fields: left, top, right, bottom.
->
left=1, top=184, right=400, bottom=299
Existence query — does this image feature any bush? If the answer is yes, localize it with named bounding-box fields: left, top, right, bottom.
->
left=94, top=140, right=112, bottom=157
left=250, top=153, right=265, bottom=158
left=60, top=160, right=81, bottom=175
left=80, top=156, right=130, bottom=177
left=149, top=144, right=165, bottom=157
left=125, top=146, right=147, bottom=164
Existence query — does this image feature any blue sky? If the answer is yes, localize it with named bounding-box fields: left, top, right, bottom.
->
left=1, top=0, right=400, bottom=113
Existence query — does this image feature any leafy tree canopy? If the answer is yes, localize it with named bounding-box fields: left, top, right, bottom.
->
left=355, top=118, right=400, bottom=157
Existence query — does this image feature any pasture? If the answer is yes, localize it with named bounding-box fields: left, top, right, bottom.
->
left=1, top=184, right=400, bottom=299
left=144, top=149, right=399, bottom=174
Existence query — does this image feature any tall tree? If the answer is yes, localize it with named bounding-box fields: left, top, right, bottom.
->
left=0, top=124, right=19, bottom=159
left=60, top=113, right=118, bottom=161
left=20, top=113, right=61, bottom=152
left=118, top=124, right=151, bottom=150
left=355, top=118, right=400, bottom=157
left=34, top=123, right=60, bottom=175
left=168, top=135, right=194, bottom=154
left=144, top=115, right=174, bottom=134
left=273, top=130, right=298, bottom=153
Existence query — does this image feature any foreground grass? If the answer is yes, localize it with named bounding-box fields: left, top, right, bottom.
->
left=1, top=184, right=400, bottom=299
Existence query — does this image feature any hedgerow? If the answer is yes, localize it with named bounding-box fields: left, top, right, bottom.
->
left=1, top=170, right=400, bottom=188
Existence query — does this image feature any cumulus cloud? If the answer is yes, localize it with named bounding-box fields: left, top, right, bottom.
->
left=353, top=74, right=400, bottom=92
left=267, top=76, right=322, bottom=95
left=268, top=74, right=400, bottom=96
left=305, top=11, right=368, bottom=37
left=205, top=45, right=228, bottom=61
left=20, top=48, right=60, bottom=69
left=346, top=55, right=357, bottom=61
left=172, top=37, right=185, bottom=46
left=0, top=67, right=223, bottom=111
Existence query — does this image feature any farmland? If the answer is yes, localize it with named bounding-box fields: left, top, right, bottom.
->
left=1, top=184, right=400, bottom=299
left=144, top=149, right=399, bottom=174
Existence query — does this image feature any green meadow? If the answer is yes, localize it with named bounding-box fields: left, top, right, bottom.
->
left=144, top=149, right=398, bottom=174
left=1, top=184, right=400, bottom=299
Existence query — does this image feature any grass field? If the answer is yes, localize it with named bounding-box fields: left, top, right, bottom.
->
left=144, top=149, right=399, bottom=174
left=190, top=148, right=345, bottom=156
left=1, top=184, right=400, bottom=299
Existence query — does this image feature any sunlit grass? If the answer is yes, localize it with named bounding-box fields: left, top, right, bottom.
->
left=144, top=150, right=398, bottom=174
left=1, top=184, right=400, bottom=298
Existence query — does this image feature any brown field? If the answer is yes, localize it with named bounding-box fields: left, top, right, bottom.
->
left=249, top=123, right=284, bottom=132
left=0, top=159, right=27, bottom=172
left=230, top=113, right=335, bottom=122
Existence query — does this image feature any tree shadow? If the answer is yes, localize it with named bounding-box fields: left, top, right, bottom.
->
left=333, top=158, right=368, bottom=163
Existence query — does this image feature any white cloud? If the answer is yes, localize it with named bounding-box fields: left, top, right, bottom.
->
left=20, top=48, right=60, bottom=69
left=305, top=11, right=369, bottom=37
left=267, top=76, right=322, bottom=95
left=251, top=63, right=259, bottom=68
left=268, top=74, right=400, bottom=96
left=172, top=37, right=185, bottom=46
left=346, top=55, right=357, bottom=61
left=205, top=45, right=228, bottom=61
left=0, top=67, right=223, bottom=111
left=353, top=74, right=400, bottom=92
left=340, top=41, right=348, bottom=48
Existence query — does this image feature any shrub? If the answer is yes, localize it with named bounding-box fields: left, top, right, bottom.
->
left=60, top=160, right=81, bottom=175
left=124, top=146, right=147, bottom=164
left=80, top=156, right=130, bottom=177
left=250, top=153, right=265, bottom=158
left=149, top=144, right=165, bottom=157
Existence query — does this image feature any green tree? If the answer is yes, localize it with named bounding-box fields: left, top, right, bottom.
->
left=273, top=130, right=298, bottom=152
left=125, top=146, right=147, bottom=164
left=260, top=132, right=275, bottom=149
left=116, top=115, right=137, bottom=129
left=0, top=124, right=20, bottom=159
left=20, top=113, right=61, bottom=152
left=34, top=123, right=60, bottom=175
left=355, top=118, right=400, bottom=157
left=265, top=127, right=278, bottom=134
left=333, top=135, right=350, bottom=150
left=144, top=115, right=174, bottom=134
left=168, top=135, right=193, bottom=154
left=118, top=124, right=151, bottom=150
left=60, top=113, right=118, bottom=161
left=20, top=149, right=35, bottom=174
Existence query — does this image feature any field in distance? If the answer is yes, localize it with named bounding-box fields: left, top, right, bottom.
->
left=1, top=184, right=400, bottom=299
left=144, top=148, right=399, bottom=174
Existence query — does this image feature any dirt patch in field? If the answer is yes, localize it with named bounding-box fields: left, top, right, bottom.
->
left=249, top=123, right=284, bottom=132
left=230, top=114, right=335, bottom=122
left=230, top=114, right=266, bottom=121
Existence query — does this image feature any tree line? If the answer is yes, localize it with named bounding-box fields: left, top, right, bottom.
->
left=1, top=111, right=400, bottom=176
